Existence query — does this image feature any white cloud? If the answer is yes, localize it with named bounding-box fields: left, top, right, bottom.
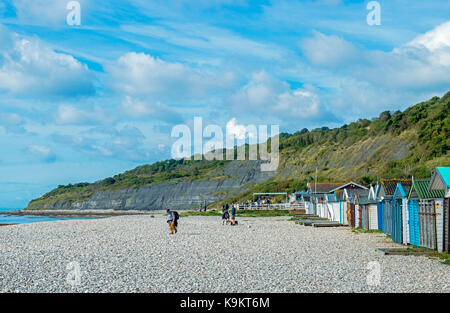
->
left=407, top=21, right=450, bottom=52
left=274, top=89, right=320, bottom=119
left=0, top=27, right=95, bottom=98
left=55, top=105, right=88, bottom=124
left=300, top=31, right=358, bottom=68
left=226, top=118, right=257, bottom=140
left=120, top=96, right=183, bottom=124
left=121, top=22, right=285, bottom=61
left=121, top=96, right=153, bottom=117
left=55, top=104, right=112, bottom=125
left=10, top=0, right=91, bottom=26
left=27, top=144, right=55, bottom=162
left=230, top=71, right=333, bottom=123
left=52, top=125, right=152, bottom=161
left=0, top=112, right=26, bottom=134
left=300, top=22, right=450, bottom=90
left=28, top=145, right=51, bottom=156
left=109, top=52, right=236, bottom=101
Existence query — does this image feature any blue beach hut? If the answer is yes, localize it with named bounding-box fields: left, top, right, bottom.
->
left=392, top=181, right=412, bottom=244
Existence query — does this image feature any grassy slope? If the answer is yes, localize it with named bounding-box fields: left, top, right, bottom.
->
left=27, top=93, right=450, bottom=209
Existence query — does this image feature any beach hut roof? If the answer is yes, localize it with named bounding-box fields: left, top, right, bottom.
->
left=393, top=181, right=412, bottom=199
left=429, top=167, right=450, bottom=193
left=380, top=178, right=411, bottom=196
left=408, top=178, right=445, bottom=200
left=328, top=181, right=368, bottom=193
left=350, top=188, right=369, bottom=197
left=308, top=182, right=347, bottom=193
left=346, top=188, right=369, bottom=204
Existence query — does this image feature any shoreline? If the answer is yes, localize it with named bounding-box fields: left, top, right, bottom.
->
left=3, top=209, right=158, bottom=218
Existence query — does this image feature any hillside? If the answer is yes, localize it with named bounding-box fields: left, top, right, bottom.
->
left=26, top=92, right=450, bottom=210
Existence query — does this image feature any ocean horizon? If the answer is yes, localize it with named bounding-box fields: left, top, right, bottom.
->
left=0, top=208, right=95, bottom=225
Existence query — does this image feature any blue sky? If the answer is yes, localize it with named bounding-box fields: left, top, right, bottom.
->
left=0, top=0, right=449, bottom=208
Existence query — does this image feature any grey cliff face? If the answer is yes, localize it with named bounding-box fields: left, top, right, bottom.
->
left=37, top=160, right=276, bottom=211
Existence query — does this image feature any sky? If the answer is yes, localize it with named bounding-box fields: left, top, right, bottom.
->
left=0, top=0, right=449, bottom=208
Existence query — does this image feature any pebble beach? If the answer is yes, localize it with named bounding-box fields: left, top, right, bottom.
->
left=0, top=215, right=449, bottom=293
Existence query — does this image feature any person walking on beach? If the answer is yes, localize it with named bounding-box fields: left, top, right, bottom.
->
left=166, top=209, right=179, bottom=234
left=231, top=204, right=237, bottom=225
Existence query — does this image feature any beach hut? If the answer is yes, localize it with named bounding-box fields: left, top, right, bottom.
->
left=392, top=182, right=412, bottom=244
left=328, top=182, right=368, bottom=226
left=428, top=167, right=450, bottom=253
left=291, top=191, right=313, bottom=214
left=373, top=183, right=384, bottom=231
left=326, top=193, right=341, bottom=223
left=342, top=189, right=356, bottom=227
left=367, top=185, right=379, bottom=230
left=346, top=189, right=368, bottom=229
left=307, top=182, right=347, bottom=217
left=408, top=177, right=445, bottom=248
left=358, top=195, right=370, bottom=230
left=352, top=190, right=368, bottom=229
left=378, top=179, right=410, bottom=237
left=359, top=185, right=378, bottom=230
left=429, top=167, right=450, bottom=197
left=337, top=189, right=349, bottom=225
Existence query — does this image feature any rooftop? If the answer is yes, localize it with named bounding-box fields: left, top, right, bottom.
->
left=429, top=167, right=450, bottom=192
left=409, top=178, right=445, bottom=200
left=380, top=178, right=411, bottom=196
left=308, top=182, right=347, bottom=193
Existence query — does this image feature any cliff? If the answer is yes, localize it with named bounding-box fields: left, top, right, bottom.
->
left=26, top=160, right=275, bottom=210
left=26, top=92, right=450, bottom=210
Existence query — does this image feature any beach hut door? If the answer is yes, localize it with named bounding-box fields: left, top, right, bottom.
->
left=419, top=200, right=437, bottom=250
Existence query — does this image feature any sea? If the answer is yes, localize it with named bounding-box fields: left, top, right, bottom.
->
left=0, top=208, right=95, bottom=225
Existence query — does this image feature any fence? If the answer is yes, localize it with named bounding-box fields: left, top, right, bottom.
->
left=239, top=203, right=290, bottom=210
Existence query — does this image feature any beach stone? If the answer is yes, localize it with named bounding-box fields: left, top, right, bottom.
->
left=0, top=215, right=448, bottom=293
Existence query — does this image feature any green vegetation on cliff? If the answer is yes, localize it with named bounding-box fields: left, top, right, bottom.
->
left=27, top=92, right=450, bottom=209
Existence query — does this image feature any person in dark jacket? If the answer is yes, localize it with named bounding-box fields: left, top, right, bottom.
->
left=222, top=210, right=230, bottom=225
